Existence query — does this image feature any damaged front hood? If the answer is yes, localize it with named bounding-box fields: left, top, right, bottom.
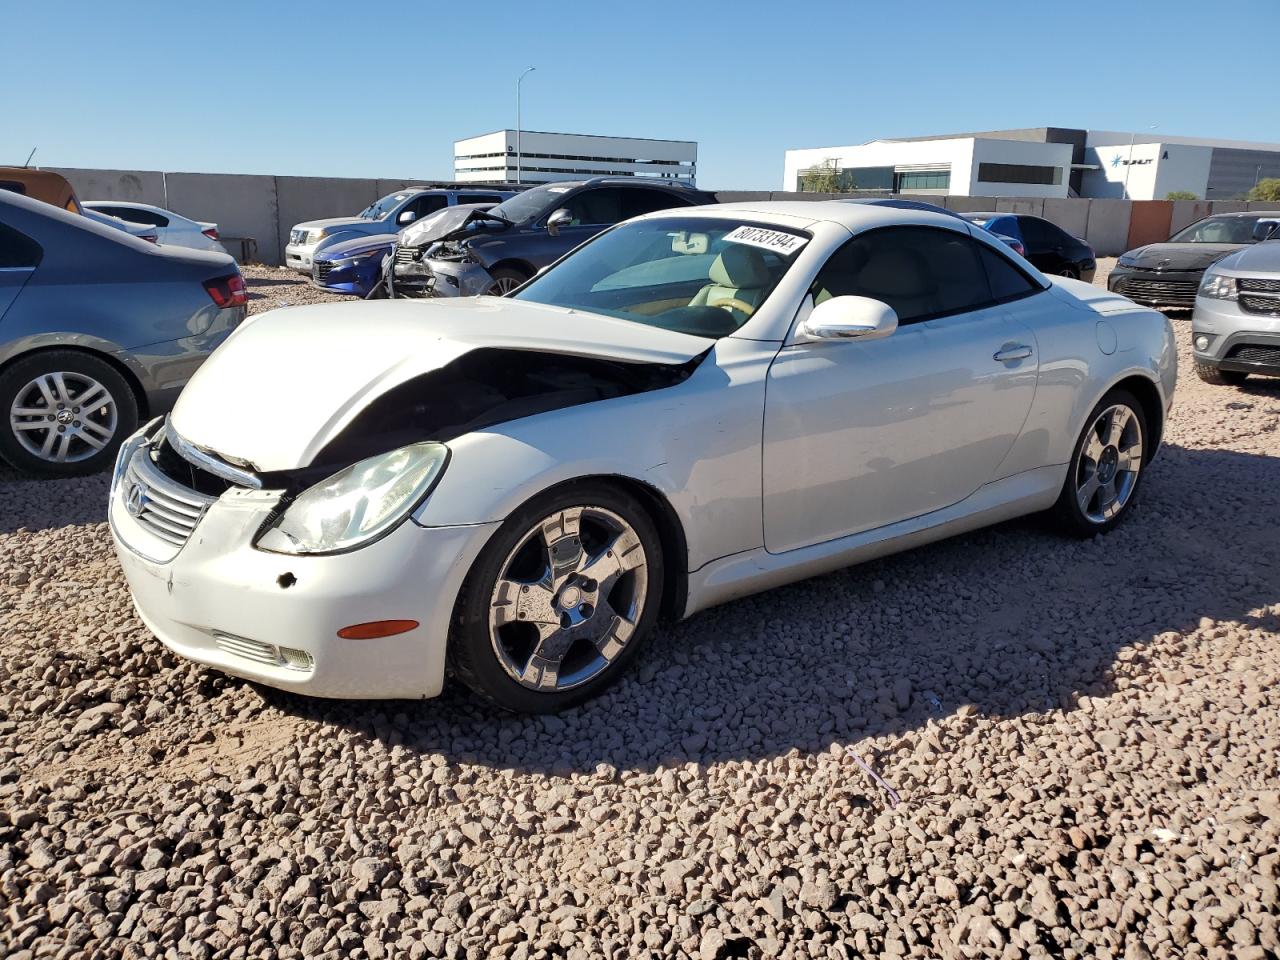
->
left=170, top=298, right=713, bottom=472
left=1126, top=243, right=1242, bottom=270
left=399, top=205, right=502, bottom=248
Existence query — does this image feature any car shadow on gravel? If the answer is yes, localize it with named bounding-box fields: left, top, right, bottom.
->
left=261, top=441, right=1280, bottom=782
left=0, top=469, right=110, bottom=534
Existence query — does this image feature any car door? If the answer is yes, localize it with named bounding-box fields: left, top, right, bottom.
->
left=762, top=225, right=1039, bottom=553
left=1015, top=216, right=1066, bottom=274
left=0, top=222, right=42, bottom=322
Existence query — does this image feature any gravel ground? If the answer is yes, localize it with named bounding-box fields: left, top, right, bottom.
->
left=3, top=260, right=1280, bottom=960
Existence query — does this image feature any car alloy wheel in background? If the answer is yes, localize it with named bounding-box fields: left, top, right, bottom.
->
left=450, top=482, right=665, bottom=713
left=0, top=351, right=139, bottom=477
left=488, top=267, right=529, bottom=296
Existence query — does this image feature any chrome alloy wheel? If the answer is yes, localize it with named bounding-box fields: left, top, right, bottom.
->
left=1075, top=404, right=1143, bottom=525
left=489, top=506, right=649, bottom=692
left=8, top=372, right=118, bottom=464
left=490, top=275, right=524, bottom=295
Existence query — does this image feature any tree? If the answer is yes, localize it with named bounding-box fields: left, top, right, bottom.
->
left=1248, top=178, right=1280, bottom=202
left=1165, top=190, right=1198, bottom=200
left=798, top=158, right=842, bottom=194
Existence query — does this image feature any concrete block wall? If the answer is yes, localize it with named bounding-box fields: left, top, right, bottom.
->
left=40, top=168, right=1280, bottom=264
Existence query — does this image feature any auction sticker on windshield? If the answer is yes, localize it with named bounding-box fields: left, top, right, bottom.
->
left=722, top=225, right=809, bottom=256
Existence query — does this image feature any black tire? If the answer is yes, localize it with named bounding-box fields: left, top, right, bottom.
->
left=1052, top=388, right=1150, bottom=538
left=449, top=481, right=665, bottom=713
left=487, top=266, right=531, bottom=297
left=1058, top=266, right=1080, bottom=280
left=0, top=351, right=139, bottom=477
left=1194, top=360, right=1247, bottom=386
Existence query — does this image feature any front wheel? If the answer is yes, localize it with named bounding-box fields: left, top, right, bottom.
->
left=449, top=482, right=664, bottom=713
left=487, top=266, right=530, bottom=296
left=0, top=351, right=139, bottom=477
left=1052, top=389, right=1148, bottom=537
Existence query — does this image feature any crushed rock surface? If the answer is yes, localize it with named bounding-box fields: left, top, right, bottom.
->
left=2, top=260, right=1280, bottom=959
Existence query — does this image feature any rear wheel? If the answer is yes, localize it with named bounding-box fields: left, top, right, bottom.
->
left=488, top=266, right=530, bottom=296
left=1052, top=389, right=1148, bottom=537
left=1194, top=361, right=1247, bottom=386
left=0, top=351, right=139, bottom=477
left=449, top=482, right=664, bottom=713
left=1058, top=266, right=1079, bottom=280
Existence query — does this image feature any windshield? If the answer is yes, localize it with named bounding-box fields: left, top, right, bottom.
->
left=1169, top=216, right=1263, bottom=244
left=512, top=216, right=808, bottom=339
left=359, top=192, right=411, bottom=221
left=487, top=184, right=571, bottom=224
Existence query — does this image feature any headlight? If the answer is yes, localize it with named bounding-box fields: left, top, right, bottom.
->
left=308, top=229, right=328, bottom=244
left=256, top=442, right=449, bottom=555
left=1199, top=272, right=1238, bottom=300
left=1117, top=254, right=1139, bottom=267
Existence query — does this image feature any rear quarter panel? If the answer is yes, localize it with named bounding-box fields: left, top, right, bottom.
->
left=998, top=284, right=1174, bottom=475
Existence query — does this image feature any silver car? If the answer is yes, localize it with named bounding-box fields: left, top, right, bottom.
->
left=1191, top=218, right=1280, bottom=385
left=0, top=191, right=246, bottom=476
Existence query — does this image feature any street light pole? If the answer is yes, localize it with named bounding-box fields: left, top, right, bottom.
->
left=516, top=66, right=535, bottom=185
left=1122, top=123, right=1157, bottom=200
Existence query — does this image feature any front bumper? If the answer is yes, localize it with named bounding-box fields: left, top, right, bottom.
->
left=285, top=242, right=317, bottom=272
left=1108, top=267, right=1203, bottom=309
left=312, top=257, right=382, bottom=297
left=393, top=254, right=493, bottom=298
left=109, top=430, right=498, bottom=699
left=1192, top=295, right=1280, bottom=376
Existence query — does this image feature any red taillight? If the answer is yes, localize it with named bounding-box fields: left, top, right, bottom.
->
left=202, top=227, right=219, bottom=240
left=204, top=272, right=248, bottom=308
left=1011, top=240, right=1026, bottom=256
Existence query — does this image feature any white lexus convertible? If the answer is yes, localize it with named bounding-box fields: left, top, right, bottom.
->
left=109, top=202, right=1176, bottom=712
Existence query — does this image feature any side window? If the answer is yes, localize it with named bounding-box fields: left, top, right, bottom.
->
left=619, top=188, right=690, bottom=219
left=407, top=194, right=447, bottom=218
left=0, top=223, right=44, bottom=268
left=559, top=188, right=627, bottom=226
left=1016, top=216, right=1052, bottom=249
left=809, top=226, right=993, bottom=325
left=978, top=244, right=1044, bottom=302
left=460, top=194, right=502, bottom=205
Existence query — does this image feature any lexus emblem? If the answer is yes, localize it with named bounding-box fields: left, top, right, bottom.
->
left=125, top=483, right=148, bottom=518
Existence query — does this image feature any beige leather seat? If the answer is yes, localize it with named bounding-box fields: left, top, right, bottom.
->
left=691, top=246, right=771, bottom=318
left=846, top=247, right=939, bottom=320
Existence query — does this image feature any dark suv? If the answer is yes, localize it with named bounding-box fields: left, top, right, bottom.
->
left=388, top=178, right=714, bottom=298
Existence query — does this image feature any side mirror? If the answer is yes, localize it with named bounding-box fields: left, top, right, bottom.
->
left=1252, top=219, right=1280, bottom=242
left=398, top=210, right=417, bottom=225
left=797, top=295, right=898, bottom=343
left=546, top=208, right=573, bottom=237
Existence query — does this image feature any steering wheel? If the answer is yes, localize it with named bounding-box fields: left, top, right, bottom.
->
left=709, top=297, right=757, bottom=317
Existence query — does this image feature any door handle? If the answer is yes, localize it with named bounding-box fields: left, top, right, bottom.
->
left=994, top=344, right=1034, bottom=362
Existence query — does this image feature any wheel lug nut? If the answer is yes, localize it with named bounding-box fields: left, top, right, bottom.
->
left=579, top=603, right=594, bottom=617
left=73, top=420, right=81, bottom=427
left=57, top=426, right=66, bottom=433
left=47, top=415, right=55, bottom=421
left=73, top=407, right=79, bottom=413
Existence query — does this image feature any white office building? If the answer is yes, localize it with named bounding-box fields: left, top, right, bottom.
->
left=784, top=127, right=1280, bottom=200
left=454, top=130, right=697, bottom=185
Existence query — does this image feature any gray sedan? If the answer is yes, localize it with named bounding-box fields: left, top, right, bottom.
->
left=0, top=191, right=246, bottom=476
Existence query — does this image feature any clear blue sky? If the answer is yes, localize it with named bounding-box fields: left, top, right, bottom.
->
left=4, top=0, right=1277, bottom=189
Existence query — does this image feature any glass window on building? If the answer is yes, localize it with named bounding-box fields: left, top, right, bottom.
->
left=894, top=169, right=951, bottom=191
left=977, top=163, right=1063, bottom=186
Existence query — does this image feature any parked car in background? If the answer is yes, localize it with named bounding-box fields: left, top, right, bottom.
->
left=109, top=201, right=1174, bottom=711
left=0, top=191, right=246, bottom=476
left=1109, top=212, right=1280, bottom=309
left=311, top=235, right=396, bottom=298
left=84, top=201, right=226, bottom=254
left=1191, top=217, right=1280, bottom=385
left=0, top=167, right=81, bottom=213
left=83, top=208, right=159, bottom=243
left=389, top=178, right=714, bottom=298
left=962, top=212, right=1096, bottom=281
left=285, top=187, right=516, bottom=272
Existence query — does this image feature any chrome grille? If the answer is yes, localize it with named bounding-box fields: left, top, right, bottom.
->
left=1240, top=277, right=1280, bottom=293
left=313, top=260, right=333, bottom=281
left=123, top=447, right=215, bottom=546
left=1112, top=277, right=1198, bottom=306
left=1240, top=294, right=1280, bottom=315
left=394, top=245, right=419, bottom=265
